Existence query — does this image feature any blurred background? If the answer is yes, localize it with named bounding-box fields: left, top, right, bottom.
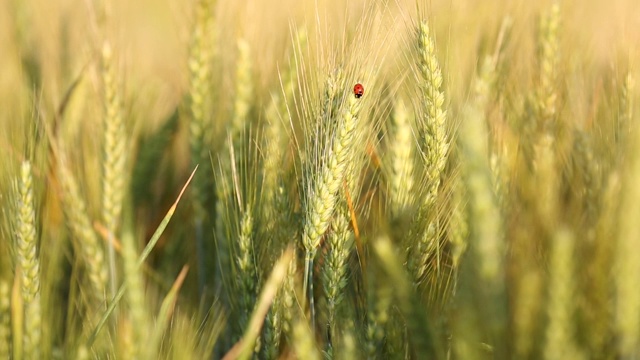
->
left=1, top=0, right=640, bottom=358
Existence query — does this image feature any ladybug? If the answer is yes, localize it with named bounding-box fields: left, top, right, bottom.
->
left=353, top=83, right=364, bottom=98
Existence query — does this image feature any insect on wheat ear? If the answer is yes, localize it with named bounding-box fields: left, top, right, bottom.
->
left=353, top=83, right=364, bottom=98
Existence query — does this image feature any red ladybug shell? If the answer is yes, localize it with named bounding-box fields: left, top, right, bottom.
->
left=353, top=83, right=364, bottom=98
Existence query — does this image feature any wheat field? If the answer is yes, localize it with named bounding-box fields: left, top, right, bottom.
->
left=1, top=0, right=639, bottom=358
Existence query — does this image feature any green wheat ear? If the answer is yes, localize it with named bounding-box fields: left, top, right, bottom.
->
left=536, top=2, right=560, bottom=127
left=617, top=72, right=635, bottom=161
left=15, top=161, right=41, bottom=360
left=187, top=0, right=215, bottom=302
left=544, top=228, right=583, bottom=359
left=101, top=40, right=127, bottom=302
left=101, top=40, right=126, bottom=239
left=406, top=20, right=450, bottom=285
left=321, top=198, right=354, bottom=343
left=301, top=91, right=362, bottom=324
left=188, top=0, right=215, bottom=220
left=214, top=39, right=254, bottom=311
left=615, top=104, right=640, bottom=357
left=292, top=319, right=321, bottom=360
left=416, top=21, right=449, bottom=206
left=120, top=221, right=148, bottom=359
left=58, top=159, right=108, bottom=309
left=455, top=68, right=507, bottom=357
left=235, top=206, right=257, bottom=337
left=385, top=97, right=416, bottom=222
left=0, top=280, right=10, bottom=358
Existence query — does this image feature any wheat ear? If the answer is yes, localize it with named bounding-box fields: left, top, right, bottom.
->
left=0, top=280, right=10, bottom=358
left=321, top=198, right=353, bottom=341
left=302, top=93, right=362, bottom=324
left=58, top=159, right=108, bottom=311
left=188, top=0, right=215, bottom=297
left=386, top=98, right=416, bottom=221
left=101, top=41, right=126, bottom=300
left=544, top=228, right=583, bottom=359
left=407, top=21, right=450, bottom=284
left=15, top=161, right=41, bottom=359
